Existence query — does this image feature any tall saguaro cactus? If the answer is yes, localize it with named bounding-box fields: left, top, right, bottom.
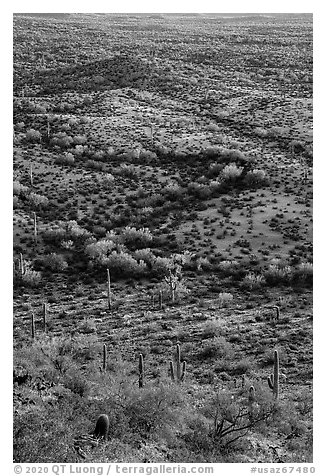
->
left=46, top=117, right=51, bottom=139
left=169, top=343, right=186, bottom=383
left=33, top=212, right=38, bottom=244
left=107, top=268, right=112, bottom=310
left=19, top=253, right=25, bottom=276
left=102, top=344, right=107, bottom=372
left=159, top=290, right=163, bottom=310
left=268, top=350, right=280, bottom=399
left=248, top=385, right=256, bottom=421
left=42, top=303, right=47, bottom=332
left=31, top=313, right=35, bottom=339
left=29, top=162, right=33, bottom=187
left=139, top=353, right=144, bottom=388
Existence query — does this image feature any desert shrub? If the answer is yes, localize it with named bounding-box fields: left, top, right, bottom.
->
left=41, top=253, right=68, bottom=272
left=73, top=135, right=87, bottom=145
left=141, top=193, right=165, bottom=208
left=116, top=163, right=138, bottom=179
left=199, top=336, right=234, bottom=360
left=241, top=273, right=266, bottom=290
left=67, top=221, right=92, bottom=241
left=264, top=262, right=293, bottom=285
left=15, top=121, right=25, bottom=131
left=207, top=123, right=220, bottom=132
left=104, top=251, right=147, bottom=277
left=25, top=129, right=41, bottom=142
left=42, top=221, right=90, bottom=246
left=244, top=169, right=268, bottom=187
left=74, top=144, right=87, bottom=156
left=133, top=248, right=155, bottom=266
left=217, top=292, right=234, bottom=308
left=187, top=182, right=211, bottom=200
left=120, top=226, right=153, bottom=250
left=253, top=127, right=268, bottom=137
left=268, top=126, right=288, bottom=138
left=85, top=239, right=116, bottom=261
left=55, top=153, right=75, bottom=165
left=196, top=256, right=212, bottom=272
left=201, top=319, right=221, bottom=338
left=86, top=159, right=104, bottom=171
left=293, top=262, right=313, bottom=285
left=151, top=256, right=174, bottom=278
left=21, top=269, right=42, bottom=287
left=13, top=181, right=29, bottom=197
left=209, top=179, right=223, bottom=195
left=50, top=132, right=73, bottom=149
left=28, top=192, right=49, bottom=208
left=207, top=162, right=224, bottom=177
left=42, top=225, right=66, bottom=244
left=218, top=260, right=240, bottom=276
left=61, top=240, right=74, bottom=250
left=13, top=195, right=19, bottom=208
left=162, top=184, right=184, bottom=201
left=203, top=145, right=223, bottom=157
left=138, top=206, right=154, bottom=218
left=224, top=149, right=245, bottom=161
left=122, top=382, right=189, bottom=439
left=102, top=173, right=115, bottom=187
left=139, top=149, right=157, bottom=162
left=219, top=163, right=243, bottom=182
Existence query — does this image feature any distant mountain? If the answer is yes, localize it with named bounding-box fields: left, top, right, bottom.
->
left=13, top=13, right=73, bottom=19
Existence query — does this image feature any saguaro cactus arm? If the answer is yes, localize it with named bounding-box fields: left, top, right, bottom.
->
left=102, top=344, right=107, bottom=372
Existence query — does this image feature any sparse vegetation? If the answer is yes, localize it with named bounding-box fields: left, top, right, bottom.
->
left=13, top=12, right=312, bottom=464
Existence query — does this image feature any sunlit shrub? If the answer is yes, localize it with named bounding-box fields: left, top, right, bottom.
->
left=120, top=226, right=153, bottom=250
left=245, top=169, right=267, bottom=187
left=85, top=239, right=116, bottom=261
left=219, top=163, right=243, bottom=182
left=242, top=272, right=266, bottom=290
left=25, top=129, right=41, bottom=142
left=21, top=269, right=42, bottom=287
left=41, top=253, right=68, bottom=272
left=264, top=263, right=293, bottom=285
left=104, top=251, right=147, bottom=277
left=13, top=181, right=29, bottom=197
left=217, top=292, right=234, bottom=308
left=28, top=192, right=49, bottom=208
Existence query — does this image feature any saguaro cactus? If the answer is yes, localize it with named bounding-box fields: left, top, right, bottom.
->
left=102, top=344, right=107, bottom=372
left=46, top=117, right=51, bottom=139
left=42, top=303, right=47, bottom=332
left=248, top=385, right=256, bottom=420
left=107, top=268, right=112, bottom=310
left=31, top=313, right=35, bottom=339
left=268, top=350, right=280, bottom=399
left=19, top=253, right=25, bottom=276
left=169, top=343, right=186, bottom=383
left=33, top=212, right=38, bottom=243
left=29, top=162, right=33, bottom=187
left=139, top=353, right=144, bottom=388
left=150, top=291, right=155, bottom=308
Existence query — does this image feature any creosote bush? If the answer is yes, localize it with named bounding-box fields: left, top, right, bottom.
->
left=219, top=163, right=244, bottom=182
left=41, top=253, right=68, bottom=272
